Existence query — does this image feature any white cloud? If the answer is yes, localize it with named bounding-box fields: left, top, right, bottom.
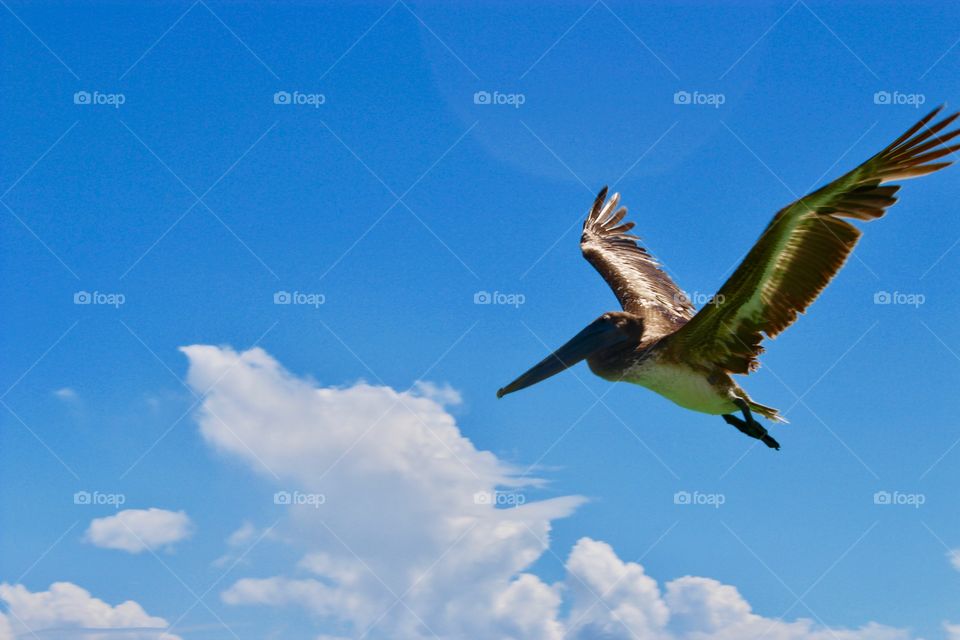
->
left=54, top=387, right=77, bottom=401
left=226, top=521, right=259, bottom=547
left=182, top=345, right=920, bottom=640
left=948, top=548, right=960, bottom=572
left=213, top=521, right=274, bottom=568
left=945, top=622, right=960, bottom=640
left=0, top=581, right=179, bottom=640
left=565, top=537, right=669, bottom=638
left=410, top=380, right=462, bottom=406
left=84, top=508, right=193, bottom=554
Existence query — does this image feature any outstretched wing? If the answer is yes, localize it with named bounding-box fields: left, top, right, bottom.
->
left=580, top=186, right=695, bottom=337
left=664, top=106, right=959, bottom=374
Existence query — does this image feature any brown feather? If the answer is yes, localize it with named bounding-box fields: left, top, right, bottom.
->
left=580, top=187, right=695, bottom=338
left=663, top=107, right=958, bottom=373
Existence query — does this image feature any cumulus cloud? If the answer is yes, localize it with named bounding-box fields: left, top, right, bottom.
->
left=182, top=345, right=916, bottom=640
left=183, top=343, right=581, bottom=637
left=0, top=581, right=178, bottom=640
left=565, top=537, right=669, bottom=638
left=84, top=508, right=193, bottom=554
left=564, top=538, right=911, bottom=640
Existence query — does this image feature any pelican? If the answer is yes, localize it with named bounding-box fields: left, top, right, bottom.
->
left=498, top=107, right=958, bottom=450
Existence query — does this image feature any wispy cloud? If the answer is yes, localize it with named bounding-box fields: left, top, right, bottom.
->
left=54, top=387, right=78, bottom=401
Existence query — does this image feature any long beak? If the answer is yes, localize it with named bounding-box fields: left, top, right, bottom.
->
left=497, top=319, right=625, bottom=398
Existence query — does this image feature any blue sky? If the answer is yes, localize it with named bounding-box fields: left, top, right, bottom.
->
left=2, top=1, right=960, bottom=638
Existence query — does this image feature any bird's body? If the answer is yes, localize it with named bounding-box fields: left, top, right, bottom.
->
left=587, top=336, right=782, bottom=419
left=616, top=356, right=738, bottom=416
left=497, top=107, right=958, bottom=450
left=608, top=353, right=738, bottom=415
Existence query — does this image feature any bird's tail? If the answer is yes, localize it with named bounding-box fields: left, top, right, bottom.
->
left=748, top=400, right=788, bottom=424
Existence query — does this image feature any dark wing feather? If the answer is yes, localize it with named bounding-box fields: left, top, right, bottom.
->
left=580, top=187, right=695, bottom=337
left=664, top=106, right=959, bottom=373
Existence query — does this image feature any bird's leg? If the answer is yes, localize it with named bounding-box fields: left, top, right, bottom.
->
left=727, top=399, right=780, bottom=450
left=733, top=398, right=756, bottom=425
left=722, top=413, right=752, bottom=436
left=721, top=412, right=781, bottom=450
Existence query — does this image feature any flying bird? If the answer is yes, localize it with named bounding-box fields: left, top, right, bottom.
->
left=497, top=107, right=958, bottom=450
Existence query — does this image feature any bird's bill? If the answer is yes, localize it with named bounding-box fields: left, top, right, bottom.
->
left=497, top=318, right=625, bottom=398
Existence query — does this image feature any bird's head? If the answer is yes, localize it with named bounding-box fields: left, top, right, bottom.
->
left=595, top=311, right=644, bottom=342
left=496, top=312, right=643, bottom=398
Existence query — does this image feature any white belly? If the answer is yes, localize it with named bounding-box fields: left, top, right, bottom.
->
left=623, top=360, right=737, bottom=415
